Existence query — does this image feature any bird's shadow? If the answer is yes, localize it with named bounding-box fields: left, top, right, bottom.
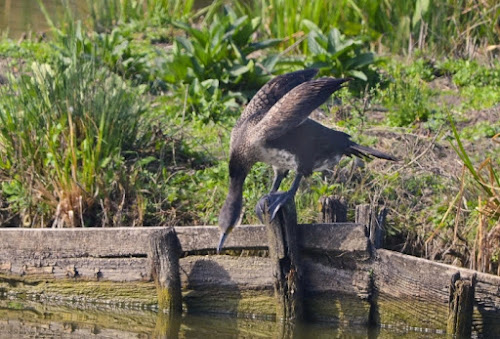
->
left=183, top=258, right=242, bottom=316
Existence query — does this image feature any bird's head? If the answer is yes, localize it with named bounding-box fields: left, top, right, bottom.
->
left=217, top=196, right=242, bottom=253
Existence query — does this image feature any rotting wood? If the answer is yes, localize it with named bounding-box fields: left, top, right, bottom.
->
left=0, top=224, right=367, bottom=280
left=0, top=224, right=366, bottom=259
left=263, top=198, right=303, bottom=322
left=355, top=204, right=386, bottom=249
left=319, top=195, right=347, bottom=223
left=148, top=227, right=182, bottom=315
left=447, top=272, right=475, bottom=337
left=375, top=249, right=500, bottom=336
left=1, top=226, right=500, bottom=336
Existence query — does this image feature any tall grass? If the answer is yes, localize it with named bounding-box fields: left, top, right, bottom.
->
left=238, top=0, right=500, bottom=57
left=0, top=38, right=146, bottom=227
left=86, top=0, right=196, bottom=32
left=449, top=119, right=499, bottom=274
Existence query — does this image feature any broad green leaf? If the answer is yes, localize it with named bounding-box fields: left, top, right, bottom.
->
left=229, top=64, right=249, bottom=77
left=308, top=32, right=327, bottom=55
left=261, top=55, right=280, bottom=72
left=175, top=36, right=194, bottom=54
left=412, top=0, right=430, bottom=27
left=301, top=19, right=321, bottom=33
left=344, top=52, right=374, bottom=70
left=347, top=70, right=367, bottom=81
left=244, top=39, right=282, bottom=54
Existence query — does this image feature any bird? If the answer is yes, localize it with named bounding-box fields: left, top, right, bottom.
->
left=217, top=69, right=396, bottom=253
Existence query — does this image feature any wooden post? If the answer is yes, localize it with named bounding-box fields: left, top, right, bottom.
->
left=264, top=198, right=303, bottom=322
left=355, top=204, right=386, bottom=249
left=447, top=272, right=475, bottom=338
left=149, top=227, right=183, bottom=315
left=319, top=195, right=347, bottom=223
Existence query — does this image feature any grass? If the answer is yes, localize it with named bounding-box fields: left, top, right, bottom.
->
left=0, top=0, right=498, bottom=274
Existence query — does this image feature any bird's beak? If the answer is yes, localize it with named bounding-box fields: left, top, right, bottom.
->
left=217, top=232, right=228, bottom=254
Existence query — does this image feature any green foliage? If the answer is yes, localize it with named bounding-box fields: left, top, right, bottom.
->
left=165, top=6, right=281, bottom=93
left=87, top=0, right=146, bottom=33
left=301, top=21, right=376, bottom=82
left=185, top=79, right=242, bottom=123
left=379, top=65, right=434, bottom=126
left=0, top=55, right=146, bottom=227
left=162, top=6, right=281, bottom=121
left=239, top=0, right=499, bottom=57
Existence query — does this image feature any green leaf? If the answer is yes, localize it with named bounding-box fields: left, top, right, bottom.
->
left=261, top=55, right=280, bottom=72
left=347, top=70, right=367, bottom=81
left=308, top=32, right=327, bottom=55
left=344, top=52, right=374, bottom=70
left=244, top=39, right=282, bottom=54
left=229, top=64, right=249, bottom=77
left=175, top=36, right=194, bottom=54
left=301, top=19, right=321, bottom=33
left=412, top=0, right=430, bottom=27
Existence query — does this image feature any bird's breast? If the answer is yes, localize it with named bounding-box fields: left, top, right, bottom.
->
left=312, top=155, right=342, bottom=172
left=259, top=147, right=298, bottom=170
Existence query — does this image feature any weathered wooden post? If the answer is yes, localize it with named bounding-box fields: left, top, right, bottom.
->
left=447, top=272, right=476, bottom=338
left=355, top=204, right=386, bottom=249
left=149, top=227, right=183, bottom=315
left=319, top=195, right=347, bottom=222
left=263, top=198, right=303, bottom=323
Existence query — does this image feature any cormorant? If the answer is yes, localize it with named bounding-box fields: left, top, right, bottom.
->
left=217, top=69, right=396, bottom=252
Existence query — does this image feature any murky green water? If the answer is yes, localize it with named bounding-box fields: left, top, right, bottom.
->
left=0, top=0, right=84, bottom=38
left=0, top=297, right=447, bottom=338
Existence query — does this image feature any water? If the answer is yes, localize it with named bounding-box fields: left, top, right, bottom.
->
left=0, top=297, right=447, bottom=338
left=0, top=0, right=85, bottom=39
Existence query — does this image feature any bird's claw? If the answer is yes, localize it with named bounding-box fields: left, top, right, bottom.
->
left=255, top=192, right=292, bottom=223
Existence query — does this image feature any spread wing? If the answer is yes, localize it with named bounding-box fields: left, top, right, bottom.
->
left=240, top=69, right=319, bottom=122
left=250, top=78, right=350, bottom=143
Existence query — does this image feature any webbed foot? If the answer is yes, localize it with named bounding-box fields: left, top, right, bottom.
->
left=255, top=191, right=294, bottom=223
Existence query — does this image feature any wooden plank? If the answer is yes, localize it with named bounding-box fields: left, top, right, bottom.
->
left=1, top=225, right=499, bottom=335
left=0, top=223, right=367, bottom=257
left=299, top=223, right=369, bottom=257
left=374, top=249, right=500, bottom=335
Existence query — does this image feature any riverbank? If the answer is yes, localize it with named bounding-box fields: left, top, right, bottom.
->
left=0, top=0, right=498, bottom=274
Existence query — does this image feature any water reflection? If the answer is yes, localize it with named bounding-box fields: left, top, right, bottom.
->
left=0, top=297, right=448, bottom=338
left=0, top=0, right=84, bottom=38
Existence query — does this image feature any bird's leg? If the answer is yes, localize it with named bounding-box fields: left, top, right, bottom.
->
left=255, top=168, right=288, bottom=221
left=256, top=173, right=302, bottom=223
left=270, top=168, right=289, bottom=193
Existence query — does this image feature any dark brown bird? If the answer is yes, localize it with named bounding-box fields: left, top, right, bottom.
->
left=217, top=69, right=396, bottom=252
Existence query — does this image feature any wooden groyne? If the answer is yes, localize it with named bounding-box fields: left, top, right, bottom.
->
left=1, top=218, right=499, bottom=336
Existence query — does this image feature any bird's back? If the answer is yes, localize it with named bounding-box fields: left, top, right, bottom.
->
left=264, top=119, right=352, bottom=175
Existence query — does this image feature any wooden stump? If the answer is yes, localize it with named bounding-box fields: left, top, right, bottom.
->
left=149, top=227, right=183, bottom=315
left=447, top=272, right=475, bottom=338
left=355, top=204, right=386, bottom=249
left=319, top=195, right=347, bottom=223
left=263, top=198, right=303, bottom=322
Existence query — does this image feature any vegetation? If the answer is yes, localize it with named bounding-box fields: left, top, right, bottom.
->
left=0, top=0, right=498, bottom=274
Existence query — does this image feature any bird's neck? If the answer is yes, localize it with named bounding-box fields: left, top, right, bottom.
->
left=227, top=173, right=245, bottom=207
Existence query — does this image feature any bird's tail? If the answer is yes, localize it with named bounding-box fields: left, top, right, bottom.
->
left=348, top=144, right=398, bottom=161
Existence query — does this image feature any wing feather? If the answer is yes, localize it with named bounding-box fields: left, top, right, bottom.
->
left=250, top=78, right=350, bottom=143
left=240, top=69, right=319, bottom=122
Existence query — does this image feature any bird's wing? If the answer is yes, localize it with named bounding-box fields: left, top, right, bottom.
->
left=250, top=78, right=350, bottom=143
left=240, top=69, right=319, bottom=122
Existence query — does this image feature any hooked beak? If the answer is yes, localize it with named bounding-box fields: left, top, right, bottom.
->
left=217, top=232, right=228, bottom=254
